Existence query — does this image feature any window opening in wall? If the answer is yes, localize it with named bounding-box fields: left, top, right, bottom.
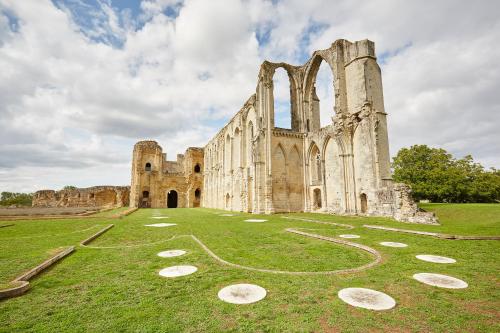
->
left=316, top=60, right=335, bottom=127
left=315, top=153, right=321, bottom=182
left=145, top=162, right=152, bottom=171
left=194, top=163, right=201, bottom=173
left=313, top=188, right=322, bottom=209
left=273, top=68, right=292, bottom=129
left=360, top=193, right=368, bottom=213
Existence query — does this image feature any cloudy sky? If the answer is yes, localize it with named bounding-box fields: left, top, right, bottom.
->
left=0, top=0, right=499, bottom=192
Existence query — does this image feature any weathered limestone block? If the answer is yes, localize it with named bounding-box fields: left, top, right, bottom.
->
left=392, top=183, right=438, bottom=225
left=32, top=186, right=130, bottom=208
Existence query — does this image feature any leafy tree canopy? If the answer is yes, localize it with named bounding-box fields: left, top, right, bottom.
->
left=0, top=192, right=33, bottom=206
left=392, top=145, right=500, bottom=203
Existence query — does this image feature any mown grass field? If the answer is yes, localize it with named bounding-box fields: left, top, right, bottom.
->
left=0, top=204, right=499, bottom=332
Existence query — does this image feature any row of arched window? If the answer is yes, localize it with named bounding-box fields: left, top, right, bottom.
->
left=144, top=162, right=202, bottom=173
left=141, top=189, right=201, bottom=202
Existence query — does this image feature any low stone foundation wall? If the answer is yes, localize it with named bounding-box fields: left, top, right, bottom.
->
left=33, top=186, right=130, bottom=208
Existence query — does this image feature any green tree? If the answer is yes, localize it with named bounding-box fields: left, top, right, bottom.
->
left=62, top=185, right=77, bottom=191
left=0, top=192, right=33, bottom=206
left=392, top=145, right=500, bottom=203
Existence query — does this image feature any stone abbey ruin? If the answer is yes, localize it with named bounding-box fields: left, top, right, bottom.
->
left=130, top=39, right=436, bottom=224
left=33, top=186, right=130, bottom=208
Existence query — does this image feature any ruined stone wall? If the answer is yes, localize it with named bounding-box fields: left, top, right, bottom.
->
left=130, top=141, right=203, bottom=208
left=132, top=38, right=437, bottom=224
left=32, top=186, right=130, bottom=208
left=200, top=38, right=437, bottom=224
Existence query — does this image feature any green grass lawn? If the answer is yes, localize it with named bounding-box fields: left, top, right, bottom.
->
left=92, top=206, right=131, bottom=217
left=0, top=204, right=499, bottom=332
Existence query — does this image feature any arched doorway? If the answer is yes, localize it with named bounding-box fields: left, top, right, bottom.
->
left=360, top=193, right=368, bottom=214
left=167, top=190, right=178, bottom=208
left=141, top=190, right=150, bottom=208
left=313, top=188, right=322, bottom=210
left=194, top=188, right=201, bottom=207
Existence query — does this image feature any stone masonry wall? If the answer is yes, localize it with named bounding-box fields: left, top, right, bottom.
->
left=32, top=186, right=130, bottom=208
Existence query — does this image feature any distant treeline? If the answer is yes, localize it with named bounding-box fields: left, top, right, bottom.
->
left=393, top=145, right=500, bottom=203
left=0, top=192, right=33, bottom=207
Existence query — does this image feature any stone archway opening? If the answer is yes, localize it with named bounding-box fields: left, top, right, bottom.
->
left=273, top=67, right=293, bottom=129
left=316, top=60, right=335, bottom=128
left=304, top=55, right=336, bottom=132
left=360, top=193, right=368, bottom=214
left=141, top=191, right=150, bottom=208
left=309, top=144, right=322, bottom=185
left=167, top=190, right=178, bottom=208
left=194, top=188, right=201, bottom=207
left=313, top=188, right=322, bottom=210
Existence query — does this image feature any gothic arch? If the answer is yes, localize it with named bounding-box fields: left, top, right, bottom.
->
left=288, top=145, right=304, bottom=211
left=246, top=120, right=254, bottom=166
left=303, top=53, right=337, bottom=131
left=303, top=53, right=336, bottom=100
left=308, top=142, right=322, bottom=185
left=263, top=62, right=300, bottom=131
left=323, top=135, right=344, bottom=212
left=272, top=143, right=287, bottom=211
left=224, top=133, right=231, bottom=173
left=232, top=127, right=241, bottom=170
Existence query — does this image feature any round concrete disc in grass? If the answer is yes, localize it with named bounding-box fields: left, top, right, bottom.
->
left=144, top=223, right=177, bottom=227
left=218, top=283, right=267, bottom=304
left=220, top=214, right=234, bottom=217
left=157, top=250, right=187, bottom=258
left=151, top=216, right=169, bottom=219
left=413, top=273, right=468, bottom=289
left=416, top=254, right=456, bottom=264
left=339, top=234, right=360, bottom=239
left=380, top=241, right=408, bottom=248
left=159, top=265, right=197, bottom=278
left=244, top=219, right=267, bottom=223
left=338, top=288, right=396, bottom=311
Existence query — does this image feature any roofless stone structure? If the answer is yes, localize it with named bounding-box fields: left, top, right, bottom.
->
left=130, top=39, right=437, bottom=224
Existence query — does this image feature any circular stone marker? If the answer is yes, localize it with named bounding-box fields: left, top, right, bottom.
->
left=157, top=250, right=187, bottom=258
left=380, top=242, right=408, bottom=248
left=218, top=283, right=267, bottom=304
left=338, top=288, right=396, bottom=310
left=413, top=273, right=468, bottom=289
left=339, top=234, right=360, bottom=239
left=244, top=219, right=267, bottom=223
left=144, top=223, right=177, bottom=227
left=220, top=214, right=234, bottom=217
left=151, top=216, right=169, bottom=219
left=416, top=254, right=456, bottom=264
left=159, top=265, right=197, bottom=278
